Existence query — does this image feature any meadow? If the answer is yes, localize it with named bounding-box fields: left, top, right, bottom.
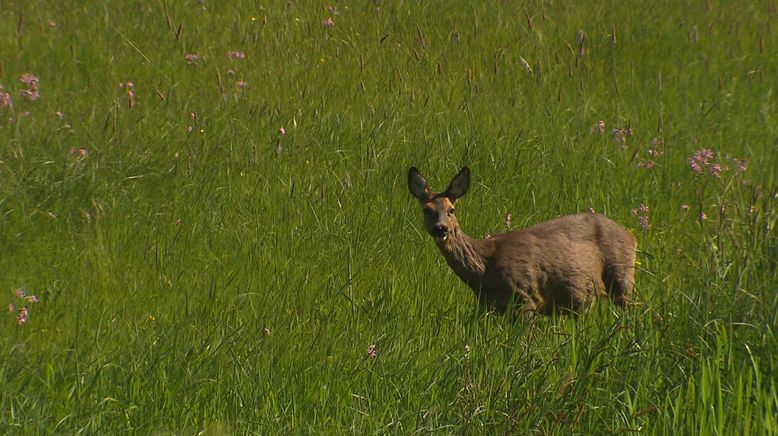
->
left=1, top=0, right=776, bottom=433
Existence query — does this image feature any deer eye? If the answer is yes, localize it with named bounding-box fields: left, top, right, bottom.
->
left=448, top=208, right=455, bottom=216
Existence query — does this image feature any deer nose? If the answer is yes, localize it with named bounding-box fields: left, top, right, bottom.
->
left=431, top=224, right=448, bottom=238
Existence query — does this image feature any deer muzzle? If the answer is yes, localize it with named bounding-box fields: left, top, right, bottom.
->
left=431, top=224, right=449, bottom=240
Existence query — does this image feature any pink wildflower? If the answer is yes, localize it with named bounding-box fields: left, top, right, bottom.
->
left=638, top=216, right=650, bottom=230
left=689, top=148, right=714, bottom=175
left=279, top=126, right=286, bottom=135
left=68, top=147, right=87, bottom=157
left=185, top=53, right=200, bottom=65
left=19, top=89, right=40, bottom=101
left=120, top=82, right=136, bottom=109
left=732, top=158, right=749, bottom=173
left=631, top=204, right=650, bottom=231
left=18, top=74, right=40, bottom=102
left=367, top=344, right=377, bottom=359
left=16, top=306, right=29, bottom=325
left=227, top=50, right=246, bottom=60
left=0, top=90, right=12, bottom=109
left=236, top=80, right=249, bottom=89
left=322, top=17, right=335, bottom=27
left=14, top=288, right=25, bottom=299
left=25, top=295, right=38, bottom=304
left=20, top=74, right=39, bottom=87
left=647, top=139, right=664, bottom=158
left=503, top=213, right=512, bottom=228
left=708, top=163, right=722, bottom=178
left=612, top=127, right=633, bottom=148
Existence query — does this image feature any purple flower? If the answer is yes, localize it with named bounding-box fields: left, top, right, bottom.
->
left=20, top=74, right=39, bottom=87
left=279, top=126, right=286, bottom=135
left=708, top=163, right=722, bottom=178
left=367, top=344, right=377, bottom=359
left=69, top=147, right=87, bottom=157
left=16, top=306, right=29, bottom=325
left=120, top=82, right=136, bottom=109
left=185, top=53, right=200, bottom=65
left=690, top=148, right=715, bottom=175
left=631, top=204, right=650, bottom=231
left=322, top=17, right=335, bottom=27
left=227, top=50, right=246, bottom=60
left=732, top=158, right=749, bottom=173
left=26, top=295, right=38, bottom=304
left=13, top=288, right=25, bottom=299
left=19, top=89, right=40, bottom=102
left=612, top=127, right=632, bottom=140
left=590, top=120, right=606, bottom=134
left=638, top=216, right=650, bottom=231
left=17, top=74, right=40, bottom=102
left=0, top=91, right=12, bottom=110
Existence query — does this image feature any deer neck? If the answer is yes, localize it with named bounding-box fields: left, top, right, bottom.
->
left=435, top=226, right=489, bottom=280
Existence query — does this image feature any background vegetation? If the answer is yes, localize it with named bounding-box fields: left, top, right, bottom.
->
left=1, top=0, right=776, bottom=433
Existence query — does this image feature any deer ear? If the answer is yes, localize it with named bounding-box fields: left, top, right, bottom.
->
left=445, top=166, right=470, bottom=201
left=408, top=167, right=429, bottom=199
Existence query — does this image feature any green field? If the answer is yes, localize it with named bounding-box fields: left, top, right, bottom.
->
left=1, top=1, right=777, bottom=433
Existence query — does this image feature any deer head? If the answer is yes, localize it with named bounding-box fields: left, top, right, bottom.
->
left=408, top=166, right=471, bottom=243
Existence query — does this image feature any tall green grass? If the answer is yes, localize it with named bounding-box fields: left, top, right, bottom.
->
left=1, top=1, right=776, bottom=433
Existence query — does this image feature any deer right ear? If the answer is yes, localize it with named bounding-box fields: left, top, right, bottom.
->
left=408, top=167, right=429, bottom=199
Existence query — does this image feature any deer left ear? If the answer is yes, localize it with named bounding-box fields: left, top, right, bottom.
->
left=445, top=166, right=470, bottom=201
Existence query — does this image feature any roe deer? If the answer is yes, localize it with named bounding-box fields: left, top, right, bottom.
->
left=408, top=166, right=637, bottom=317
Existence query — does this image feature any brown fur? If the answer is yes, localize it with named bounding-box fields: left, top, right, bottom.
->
left=408, top=166, right=637, bottom=317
